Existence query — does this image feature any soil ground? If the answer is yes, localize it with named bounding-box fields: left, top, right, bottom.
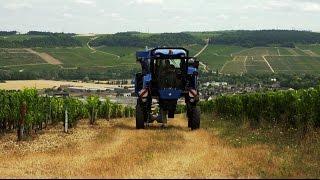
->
left=0, top=115, right=280, bottom=178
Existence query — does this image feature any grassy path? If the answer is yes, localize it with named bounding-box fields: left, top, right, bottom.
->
left=86, top=37, right=120, bottom=58
left=1, top=115, right=316, bottom=178
left=25, top=48, right=62, bottom=65
left=195, top=39, right=210, bottom=73
left=262, top=56, right=275, bottom=73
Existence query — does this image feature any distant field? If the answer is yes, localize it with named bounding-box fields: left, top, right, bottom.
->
left=96, top=46, right=141, bottom=57
left=35, top=47, right=136, bottom=68
left=203, top=45, right=247, bottom=56
left=246, top=56, right=272, bottom=74
left=293, top=48, right=309, bottom=56
left=186, top=45, right=204, bottom=56
left=2, top=39, right=320, bottom=77
left=0, top=44, right=139, bottom=72
left=297, top=45, right=320, bottom=56
left=3, top=64, right=60, bottom=71
left=196, top=45, right=320, bottom=75
left=233, top=47, right=279, bottom=56
left=197, top=45, right=245, bottom=71
left=278, top=48, right=293, bottom=56
left=220, top=56, right=247, bottom=75
left=0, top=49, right=45, bottom=67
left=267, top=56, right=320, bottom=73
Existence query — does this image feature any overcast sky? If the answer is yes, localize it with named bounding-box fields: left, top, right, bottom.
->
left=1, top=0, right=319, bottom=34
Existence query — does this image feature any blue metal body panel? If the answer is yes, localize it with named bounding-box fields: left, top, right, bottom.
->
left=135, top=47, right=199, bottom=99
left=136, top=51, right=150, bottom=60
left=188, top=67, right=197, bottom=75
left=143, top=74, right=152, bottom=88
left=159, top=89, right=182, bottom=100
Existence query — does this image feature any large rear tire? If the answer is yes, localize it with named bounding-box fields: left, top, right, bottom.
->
left=189, top=106, right=200, bottom=130
left=136, top=103, right=145, bottom=129
left=187, top=108, right=191, bottom=128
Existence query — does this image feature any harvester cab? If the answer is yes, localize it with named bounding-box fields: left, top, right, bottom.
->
left=134, top=47, right=200, bottom=130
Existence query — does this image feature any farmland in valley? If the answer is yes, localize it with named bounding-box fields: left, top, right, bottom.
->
left=1, top=31, right=320, bottom=79
left=35, top=47, right=135, bottom=68
left=246, top=56, right=272, bottom=74
left=220, top=56, right=247, bottom=75
left=199, top=45, right=320, bottom=75
left=2, top=44, right=320, bottom=76
left=267, top=56, right=320, bottom=73
left=0, top=49, right=46, bottom=67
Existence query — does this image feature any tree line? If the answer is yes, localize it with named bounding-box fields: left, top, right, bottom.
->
left=26, top=31, right=76, bottom=36
left=0, top=66, right=138, bottom=82
left=0, top=31, right=17, bottom=36
left=0, top=34, right=82, bottom=48
left=211, top=30, right=320, bottom=48
left=2, top=67, right=319, bottom=90
left=199, top=72, right=320, bottom=90
left=90, top=32, right=205, bottom=47
left=0, top=30, right=75, bottom=36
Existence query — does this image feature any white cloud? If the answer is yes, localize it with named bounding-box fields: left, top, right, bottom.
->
left=241, top=0, right=320, bottom=13
left=240, top=16, right=249, bottom=20
left=129, top=0, right=163, bottom=5
left=74, top=0, right=96, bottom=6
left=242, top=4, right=259, bottom=10
left=3, top=2, right=33, bottom=10
left=111, top=13, right=120, bottom=18
left=63, top=13, right=73, bottom=18
left=217, top=14, right=229, bottom=20
left=301, top=2, right=320, bottom=12
left=103, top=12, right=126, bottom=21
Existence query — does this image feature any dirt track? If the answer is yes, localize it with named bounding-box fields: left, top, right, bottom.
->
left=25, top=48, right=62, bottom=65
left=0, top=115, right=272, bottom=178
left=195, top=39, right=209, bottom=73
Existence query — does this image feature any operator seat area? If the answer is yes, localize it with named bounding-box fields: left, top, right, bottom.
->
left=157, top=59, right=181, bottom=89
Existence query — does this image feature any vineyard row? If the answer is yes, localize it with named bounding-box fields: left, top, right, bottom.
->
left=199, top=87, right=320, bottom=130
left=0, top=89, right=135, bottom=140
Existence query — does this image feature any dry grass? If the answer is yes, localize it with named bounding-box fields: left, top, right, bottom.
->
left=0, top=115, right=318, bottom=178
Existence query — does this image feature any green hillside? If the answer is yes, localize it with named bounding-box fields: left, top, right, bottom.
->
left=1, top=31, right=320, bottom=80
left=199, top=45, right=320, bottom=75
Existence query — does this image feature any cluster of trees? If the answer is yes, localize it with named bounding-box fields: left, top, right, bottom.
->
left=0, top=67, right=138, bottom=81
left=1, top=67, right=320, bottom=89
left=0, top=31, right=75, bottom=36
left=199, top=72, right=320, bottom=90
left=200, top=87, right=320, bottom=131
left=211, top=30, right=320, bottom=47
left=26, top=31, right=76, bottom=36
left=90, top=32, right=204, bottom=47
left=0, top=31, right=17, bottom=36
left=0, top=34, right=82, bottom=48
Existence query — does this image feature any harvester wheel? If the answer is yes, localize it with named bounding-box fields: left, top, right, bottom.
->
left=187, top=109, right=191, bottom=128
left=136, top=103, right=145, bottom=129
left=189, top=106, right=200, bottom=130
